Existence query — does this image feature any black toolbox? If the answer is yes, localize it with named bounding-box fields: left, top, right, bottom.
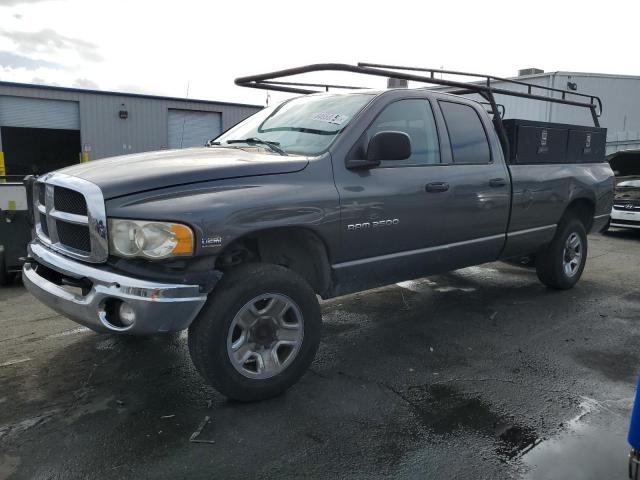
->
left=502, top=119, right=607, bottom=164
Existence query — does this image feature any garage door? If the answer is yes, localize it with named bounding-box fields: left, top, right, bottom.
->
left=0, top=96, right=81, bottom=175
left=168, top=109, right=222, bottom=149
left=0, top=96, right=79, bottom=130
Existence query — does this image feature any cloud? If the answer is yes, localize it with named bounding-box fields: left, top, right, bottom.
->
left=116, top=83, right=169, bottom=97
left=0, top=50, right=63, bottom=69
left=0, top=0, right=52, bottom=6
left=0, top=27, right=103, bottom=62
left=72, top=77, right=98, bottom=89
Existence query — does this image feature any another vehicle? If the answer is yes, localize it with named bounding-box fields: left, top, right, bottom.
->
left=606, top=150, right=640, bottom=230
left=611, top=179, right=640, bottom=229
left=22, top=63, right=614, bottom=401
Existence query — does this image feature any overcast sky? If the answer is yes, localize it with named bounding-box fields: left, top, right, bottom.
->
left=0, top=0, right=637, bottom=106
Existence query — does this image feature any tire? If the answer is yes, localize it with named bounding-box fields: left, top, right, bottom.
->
left=535, top=217, right=587, bottom=290
left=188, top=263, right=322, bottom=402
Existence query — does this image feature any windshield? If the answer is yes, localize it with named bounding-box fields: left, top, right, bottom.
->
left=214, top=93, right=374, bottom=155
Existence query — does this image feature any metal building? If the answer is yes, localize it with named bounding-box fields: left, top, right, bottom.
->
left=0, top=81, right=262, bottom=176
left=473, top=70, right=640, bottom=154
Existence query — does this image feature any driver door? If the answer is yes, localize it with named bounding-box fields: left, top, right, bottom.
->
left=331, top=98, right=452, bottom=293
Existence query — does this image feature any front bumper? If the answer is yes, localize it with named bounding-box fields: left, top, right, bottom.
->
left=23, top=241, right=207, bottom=335
left=611, top=208, right=640, bottom=229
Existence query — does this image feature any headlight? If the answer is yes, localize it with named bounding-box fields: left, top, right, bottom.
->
left=108, top=219, right=194, bottom=259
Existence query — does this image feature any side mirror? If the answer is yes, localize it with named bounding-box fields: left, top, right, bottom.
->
left=367, top=131, right=411, bottom=162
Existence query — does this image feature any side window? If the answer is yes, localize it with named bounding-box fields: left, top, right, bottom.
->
left=439, top=101, right=491, bottom=164
left=367, top=99, right=440, bottom=166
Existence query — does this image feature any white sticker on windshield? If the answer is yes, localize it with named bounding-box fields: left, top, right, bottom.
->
left=310, top=112, right=348, bottom=125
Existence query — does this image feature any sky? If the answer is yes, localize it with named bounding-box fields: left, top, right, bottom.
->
left=0, top=0, right=637, bottom=107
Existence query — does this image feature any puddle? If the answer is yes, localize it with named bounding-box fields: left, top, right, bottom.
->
left=0, top=454, right=20, bottom=479
left=402, top=384, right=538, bottom=461
left=574, top=349, right=640, bottom=383
left=522, top=398, right=629, bottom=479
left=523, top=425, right=627, bottom=479
left=0, top=409, right=61, bottom=441
left=458, top=266, right=500, bottom=276
left=396, top=279, right=437, bottom=293
left=432, top=286, right=476, bottom=293
left=396, top=279, right=476, bottom=294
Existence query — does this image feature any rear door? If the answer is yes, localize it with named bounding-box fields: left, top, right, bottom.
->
left=434, top=100, right=510, bottom=268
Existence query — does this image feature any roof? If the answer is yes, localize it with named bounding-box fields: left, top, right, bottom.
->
left=508, top=71, right=640, bottom=82
left=0, top=80, right=263, bottom=109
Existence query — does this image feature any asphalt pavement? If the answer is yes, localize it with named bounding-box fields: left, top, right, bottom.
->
left=1, top=230, right=640, bottom=479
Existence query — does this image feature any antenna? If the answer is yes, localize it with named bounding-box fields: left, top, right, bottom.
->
left=180, top=80, right=190, bottom=149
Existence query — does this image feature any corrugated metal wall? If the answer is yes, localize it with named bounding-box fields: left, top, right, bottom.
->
left=0, top=82, right=262, bottom=160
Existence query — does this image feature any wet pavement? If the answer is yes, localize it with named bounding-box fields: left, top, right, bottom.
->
left=1, top=230, right=640, bottom=479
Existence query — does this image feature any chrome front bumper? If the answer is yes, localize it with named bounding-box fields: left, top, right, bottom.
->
left=23, top=241, right=207, bottom=335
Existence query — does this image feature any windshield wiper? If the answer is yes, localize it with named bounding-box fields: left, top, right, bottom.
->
left=225, top=137, right=287, bottom=156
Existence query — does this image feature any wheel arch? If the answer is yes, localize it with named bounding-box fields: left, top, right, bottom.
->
left=563, top=197, right=596, bottom=232
left=214, top=227, right=333, bottom=298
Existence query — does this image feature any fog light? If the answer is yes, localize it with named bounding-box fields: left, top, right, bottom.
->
left=118, top=302, right=136, bottom=326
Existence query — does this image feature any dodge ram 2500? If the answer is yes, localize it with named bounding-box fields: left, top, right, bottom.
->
left=23, top=63, right=614, bottom=401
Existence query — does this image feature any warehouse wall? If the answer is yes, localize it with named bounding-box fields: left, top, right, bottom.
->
left=0, top=82, right=262, bottom=162
left=482, top=72, right=640, bottom=155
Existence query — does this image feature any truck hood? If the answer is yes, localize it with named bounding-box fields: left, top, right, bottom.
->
left=56, top=147, right=309, bottom=199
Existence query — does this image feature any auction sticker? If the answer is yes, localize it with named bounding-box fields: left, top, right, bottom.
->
left=311, top=112, right=348, bottom=125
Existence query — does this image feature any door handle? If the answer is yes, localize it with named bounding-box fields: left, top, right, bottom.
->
left=489, top=178, right=507, bottom=188
left=425, top=182, right=450, bottom=193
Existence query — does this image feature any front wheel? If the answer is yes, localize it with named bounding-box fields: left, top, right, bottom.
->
left=188, top=263, right=321, bottom=402
left=535, top=217, right=587, bottom=290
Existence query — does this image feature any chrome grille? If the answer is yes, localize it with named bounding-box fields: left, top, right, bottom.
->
left=613, top=202, right=640, bottom=211
left=33, top=173, right=108, bottom=263
left=39, top=212, right=49, bottom=237
left=54, top=186, right=88, bottom=215
left=57, top=221, right=92, bottom=252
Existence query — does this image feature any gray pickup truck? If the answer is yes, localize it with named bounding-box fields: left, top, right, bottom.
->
left=23, top=63, right=613, bottom=401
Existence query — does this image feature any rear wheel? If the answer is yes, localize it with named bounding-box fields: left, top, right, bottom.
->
left=535, top=217, right=587, bottom=289
left=188, top=263, right=321, bottom=402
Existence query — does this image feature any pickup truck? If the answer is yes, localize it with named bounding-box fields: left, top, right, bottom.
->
left=23, top=63, right=614, bottom=401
